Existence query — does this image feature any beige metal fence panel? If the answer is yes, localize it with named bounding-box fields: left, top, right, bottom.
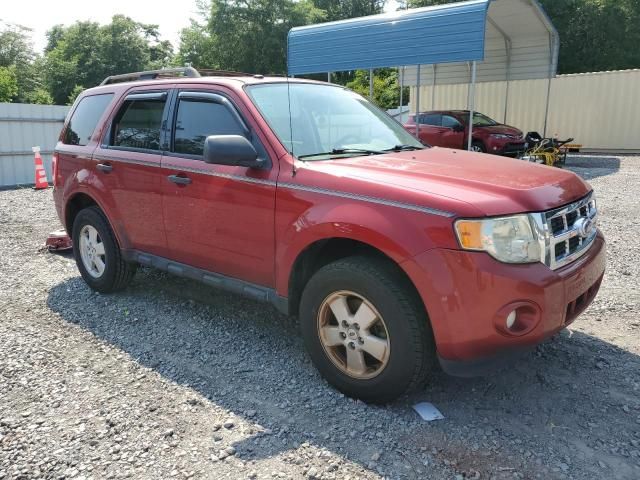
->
left=410, top=69, right=640, bottom=152
left=546, top=70, right=640, bottom=152
left=0, top=103, right=69, bottom=188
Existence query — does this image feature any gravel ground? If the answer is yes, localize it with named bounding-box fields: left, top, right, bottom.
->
left=1, top=155, right=639, bottom=480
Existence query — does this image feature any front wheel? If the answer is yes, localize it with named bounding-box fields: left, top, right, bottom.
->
left=299, top=256, right=435, bottom=403
left=470, top=141, right=486, bottom=153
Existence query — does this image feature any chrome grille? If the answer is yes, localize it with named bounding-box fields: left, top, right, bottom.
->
left=544, top=192, right=598, bottom=270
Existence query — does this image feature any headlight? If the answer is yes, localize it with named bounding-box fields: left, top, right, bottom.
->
left=455, top=215, right=541, bottom=264
left=490, top=134, right=510, bottom=139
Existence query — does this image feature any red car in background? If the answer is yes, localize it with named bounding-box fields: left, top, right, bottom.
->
left=404, top=110, right=528, bottom=157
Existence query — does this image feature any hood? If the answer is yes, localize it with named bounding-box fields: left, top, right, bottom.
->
left=475, top=124, right=523, bottom=137
left=301, top=147, right=591, bottom=217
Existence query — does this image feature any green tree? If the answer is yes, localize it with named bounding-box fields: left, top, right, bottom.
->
left=0, top=22, right=44, bottom=103
left=0, top=65, right=18, bottom=102
left=312, top=0, right=385, bottom=21
left=345, top=68, right=408, bottom=109
left=67, top=85, right=85, bottom=105
left=179, top=0, right=325, bottom=74
left=44, top=15, right=175, bottom=104
left=23, top=88, right=54, bottom=105
left=540, top=0, right=640, bottom=73
left=176, top=1, right=219, bottom=70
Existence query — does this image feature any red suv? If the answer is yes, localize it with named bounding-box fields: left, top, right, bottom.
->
left=53, top=69, right=605, bottom=403
left=404, top=110, right=527, bottom=156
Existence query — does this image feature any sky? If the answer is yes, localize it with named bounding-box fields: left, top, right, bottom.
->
left=1, top=0, right=200, bottom=52
left=3, top=0, right=400, bottom=53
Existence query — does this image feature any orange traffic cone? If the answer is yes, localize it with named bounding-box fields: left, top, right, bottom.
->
left=33, top=146, right=49, bottom=190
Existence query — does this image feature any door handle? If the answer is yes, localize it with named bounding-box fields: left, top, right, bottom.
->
left=96, top=163, right=112, bottom=173
left=168, top=174, right=192, bottom=185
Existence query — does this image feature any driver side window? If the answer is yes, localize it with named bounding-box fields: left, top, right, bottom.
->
left=173, top=99, right=245, bottom=157
left=442, top=115, right=462, bottom=129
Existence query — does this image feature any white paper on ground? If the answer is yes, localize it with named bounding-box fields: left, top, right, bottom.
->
left=413, top=402, right=445, bottom=421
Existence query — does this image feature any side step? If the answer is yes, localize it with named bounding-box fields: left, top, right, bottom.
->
left=124, top=250, right=289, bottom=315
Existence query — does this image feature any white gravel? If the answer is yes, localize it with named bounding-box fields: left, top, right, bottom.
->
left=1, top=155, right=639, bottom=480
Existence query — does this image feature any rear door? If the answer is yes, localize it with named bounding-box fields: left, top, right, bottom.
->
left=161, top=86, right=277, bottom=287
left=93, top=87, right=172, bottom=257
left=56, top=92, right=115, bottom=201
left=414, top=113, right=444, bottom=146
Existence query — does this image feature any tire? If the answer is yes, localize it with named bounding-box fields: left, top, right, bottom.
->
left=72, top=206, right=136, bottom=293
left=299, top=256, right=435, bottom=403
left=470, top=141, right=485, bottom=153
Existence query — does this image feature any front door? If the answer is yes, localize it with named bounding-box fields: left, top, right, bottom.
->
left=161, top=87, right=277, bottom=287
left=440, top=114, right=466, bottom=149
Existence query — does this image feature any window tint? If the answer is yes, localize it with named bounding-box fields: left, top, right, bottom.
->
left=173, top=99, right=245, bottom=156
left=63, top=94, right=114, bottom=146
left=442, top=115, right=462, bottom=129
left=112, top=99, right=165, bottom=151
left=419, top=113, right=441, bottom=126
left=472, top=112, right=498, bottom=127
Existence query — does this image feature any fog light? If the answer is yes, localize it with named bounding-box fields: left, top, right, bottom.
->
left=494, top=302, right=541, bottom=337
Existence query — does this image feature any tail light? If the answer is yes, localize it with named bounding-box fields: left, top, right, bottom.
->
left=52, top=152, right=59, bottom=186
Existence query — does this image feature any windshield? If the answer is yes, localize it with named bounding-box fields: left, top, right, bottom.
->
left=470, top=112, right=498, bottom=127
left=246, top=83, right=423, bottom=159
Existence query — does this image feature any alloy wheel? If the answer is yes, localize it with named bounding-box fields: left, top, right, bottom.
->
left=317, top=290, right=390, bottom=379
left=79, top=225, right=106, bottom=278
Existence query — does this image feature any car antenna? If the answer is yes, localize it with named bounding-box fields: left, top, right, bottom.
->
left=286, top=73, right=297, bottom=177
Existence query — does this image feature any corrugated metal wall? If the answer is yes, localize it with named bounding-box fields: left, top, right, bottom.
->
left=409, top=69, right=640, bottom=152
left=0, top=103, right=69, bottom=188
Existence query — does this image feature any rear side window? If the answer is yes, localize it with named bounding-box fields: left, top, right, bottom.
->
left=111, top=97, right=166, bottom=151
left=63, top=94, right=114, bottom=146
left=173, top=100, right=245, bottom=156
left=419, top=113, right=441, bottom=126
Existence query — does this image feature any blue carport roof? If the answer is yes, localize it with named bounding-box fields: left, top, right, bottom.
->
left=287, top=0, right=559, bottom=84
left=288, top=0, right=490, bottom=75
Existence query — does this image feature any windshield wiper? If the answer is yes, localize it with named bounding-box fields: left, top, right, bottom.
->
left=298, top=148, right=384, bottom=160
left=383, top=144, right=424, bottom=152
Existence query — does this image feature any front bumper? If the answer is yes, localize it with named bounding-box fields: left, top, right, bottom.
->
left=486, top=138, right=528, bottom=157
left=401, top=231, right=605, bottom=375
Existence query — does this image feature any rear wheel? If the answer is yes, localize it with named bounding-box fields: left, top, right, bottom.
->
left=72, top=206, right=136, bottom=293
left=299, top=256, right=435, bottom=403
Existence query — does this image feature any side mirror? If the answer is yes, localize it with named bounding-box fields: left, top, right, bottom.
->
left=203, top=135, right=265, bottom=169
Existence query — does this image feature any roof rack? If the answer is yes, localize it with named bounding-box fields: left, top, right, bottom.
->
left=196, top=68, right=253, bottom=77
left=100, top=67, right=201, bottom=86
left=99, top=67, right=257, bottom=86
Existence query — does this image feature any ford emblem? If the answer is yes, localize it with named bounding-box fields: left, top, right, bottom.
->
left=575, top=217, right=595, bottom=238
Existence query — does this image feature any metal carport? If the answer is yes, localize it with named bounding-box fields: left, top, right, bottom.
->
left=287, top=0, right=559, bottom=149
